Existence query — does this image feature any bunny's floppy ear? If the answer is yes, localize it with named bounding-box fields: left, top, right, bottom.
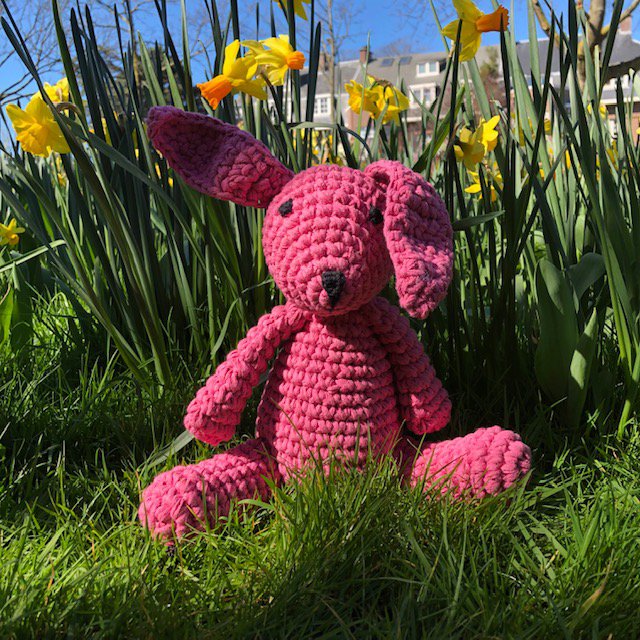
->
left=365, top=160, right=453, bottom=319
left=146, top=106, right=293, bottom=207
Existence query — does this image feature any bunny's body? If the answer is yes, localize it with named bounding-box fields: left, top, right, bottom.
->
left=258, top=305, right=403, bottom=476
left=139, top=107, right=531, bottom=540
left=255, top=300, right=450, bottom=478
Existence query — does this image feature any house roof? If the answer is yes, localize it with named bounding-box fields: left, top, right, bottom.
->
left=295, top=28, right=640, bottom=121
left=515, top=31, right=640, bottom=102
left=303, top=46, right=500, bottom=121
left=515, top=32, right=640, bottom=78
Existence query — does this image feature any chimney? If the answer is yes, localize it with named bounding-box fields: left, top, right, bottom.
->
left=620, top=16, right=632, bottom=34
left=359, top=46, right=371, bottom=64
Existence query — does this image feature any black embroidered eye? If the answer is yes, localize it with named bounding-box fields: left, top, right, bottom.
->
left=278, top=199, right=294, bottom=216
left=368, top=206, right=383, bottom=225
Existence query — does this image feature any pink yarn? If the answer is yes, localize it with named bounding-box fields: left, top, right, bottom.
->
left=139, top=439, right=276, bottom=539
left=183, top=304, right=308, bottom=446
left=140, top=107, right=532, bottom=540
left=146, top=106, right=293, bottom=207
left=397, top=426, right=532, bottom=498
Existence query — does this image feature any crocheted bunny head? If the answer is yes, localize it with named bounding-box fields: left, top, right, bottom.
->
left=262, top=165, right=392, bottom=315
left=147, top=106, right=453, bottom=318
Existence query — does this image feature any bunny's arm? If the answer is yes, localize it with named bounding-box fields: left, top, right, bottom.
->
left=368, top=296, right=451, bottom=435
left=184, top=304, right=309, bottom=446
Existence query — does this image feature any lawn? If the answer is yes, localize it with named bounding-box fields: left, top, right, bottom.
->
left=2, top=321, right=639, bottom=638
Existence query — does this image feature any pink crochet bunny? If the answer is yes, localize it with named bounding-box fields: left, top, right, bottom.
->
left=139, top=106, right=531, bottom=540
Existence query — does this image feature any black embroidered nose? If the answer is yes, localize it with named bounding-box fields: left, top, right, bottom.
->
left=321, top=270, right=346, bottom=307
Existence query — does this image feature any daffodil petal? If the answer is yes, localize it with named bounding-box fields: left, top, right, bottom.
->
left=442, top=19, right=462, bottom=39
left=238, top=79, right=268, bottom=100
left=453, top=0, right=482, bottom=22
left=222, top=40, right=242, bottom=76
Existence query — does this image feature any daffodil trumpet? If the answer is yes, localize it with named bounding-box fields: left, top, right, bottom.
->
left=198, top=40, right=267, bottom=110
left=442, top=0, right=509, bottom=62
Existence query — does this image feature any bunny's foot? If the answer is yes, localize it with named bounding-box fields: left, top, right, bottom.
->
left=139, top=438, right=278, bottom=540
left=400, top=426, right=531, bottom=498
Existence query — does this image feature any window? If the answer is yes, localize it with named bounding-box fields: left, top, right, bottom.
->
left=380, top=58, right=394, bottom=67
left=399, top=56, right=412, bottom=65
left=315, top=96, right=329, bottom=115
left=416, top=61, right=439, bottom=76
left=604, top=75, right=629, bottom=90
left=410, top=85, right=436, bottom=107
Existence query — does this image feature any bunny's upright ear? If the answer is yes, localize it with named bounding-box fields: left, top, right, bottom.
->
left=365, top=160, right=453, bottom=319
left=146, top=106, right=293, bottom=207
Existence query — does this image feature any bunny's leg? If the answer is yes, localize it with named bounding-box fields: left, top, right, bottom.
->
left=139, top=438, right=279, bottom=541
left=398, top=427, right=531, bottom=498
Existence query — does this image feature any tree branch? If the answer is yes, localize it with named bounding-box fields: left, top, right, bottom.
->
left=531, top=0, right=561, bottom=46
left=601, top=0, right=640, bottom=36
left=531, top=0, right=553, bottom=36
left=586, top=0, right=606, bottom=49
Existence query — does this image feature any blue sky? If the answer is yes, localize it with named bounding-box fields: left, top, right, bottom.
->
left=233, top=0, right=540, bottom=59
left=323, top=0, right=534, bottom=58
left=3, top=0, right=640, bottom=97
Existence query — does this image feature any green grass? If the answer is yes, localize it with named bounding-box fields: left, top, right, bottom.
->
left=2, top=329, right=640, bottom=639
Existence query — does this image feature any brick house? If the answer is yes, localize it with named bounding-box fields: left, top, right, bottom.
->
left=292, top=17, right=640, bottom=137
left=515, top=17, right=640, bottom=132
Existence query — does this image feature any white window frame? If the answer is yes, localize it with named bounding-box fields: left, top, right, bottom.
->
left=416, top=61, right=439, bottom=77
left=410, top=83, right=437, bottom=107
left=314, top=94, right=330, bottom=116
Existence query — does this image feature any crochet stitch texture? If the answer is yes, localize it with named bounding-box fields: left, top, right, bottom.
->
left=140, top=106, right=531, bottom=540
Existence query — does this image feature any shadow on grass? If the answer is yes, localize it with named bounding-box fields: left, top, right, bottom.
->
left=2, top=437, right=640, bottom=638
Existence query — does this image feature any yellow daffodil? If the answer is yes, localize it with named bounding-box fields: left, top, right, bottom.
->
left=587, top=102, right=608, bottom=118
left=454, top=115, right=500, bottom=169
left=243, top=35, right=305, bottom=86
left=6, top=79, right=71, bottom=157
left=345, top=80, right=381, bottom=118
left=465, top=168, right=502, bottom=202
left=442, top=0, right=509, bottom=62
left=376, top=83, right=410, bottom=124
left=0, top=219, right=26, bottom=247
left=133, top=148, right=174, bottom=187
left=198, top=40, right=267, bottom=109
left=155, top=163, right=174, bottom=187
left=274, top=0, right=311, bottom=20
left=516, top=117, right=553, bottom=146
left=44, top=78, right=70, bottom=103
left=310, top=131, right=343, bottom=165
left=345, top=77, right=409, bottom=124
left=53, top=155, right=67, bottom=187
left=604, top=140, right=618, bottom=169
